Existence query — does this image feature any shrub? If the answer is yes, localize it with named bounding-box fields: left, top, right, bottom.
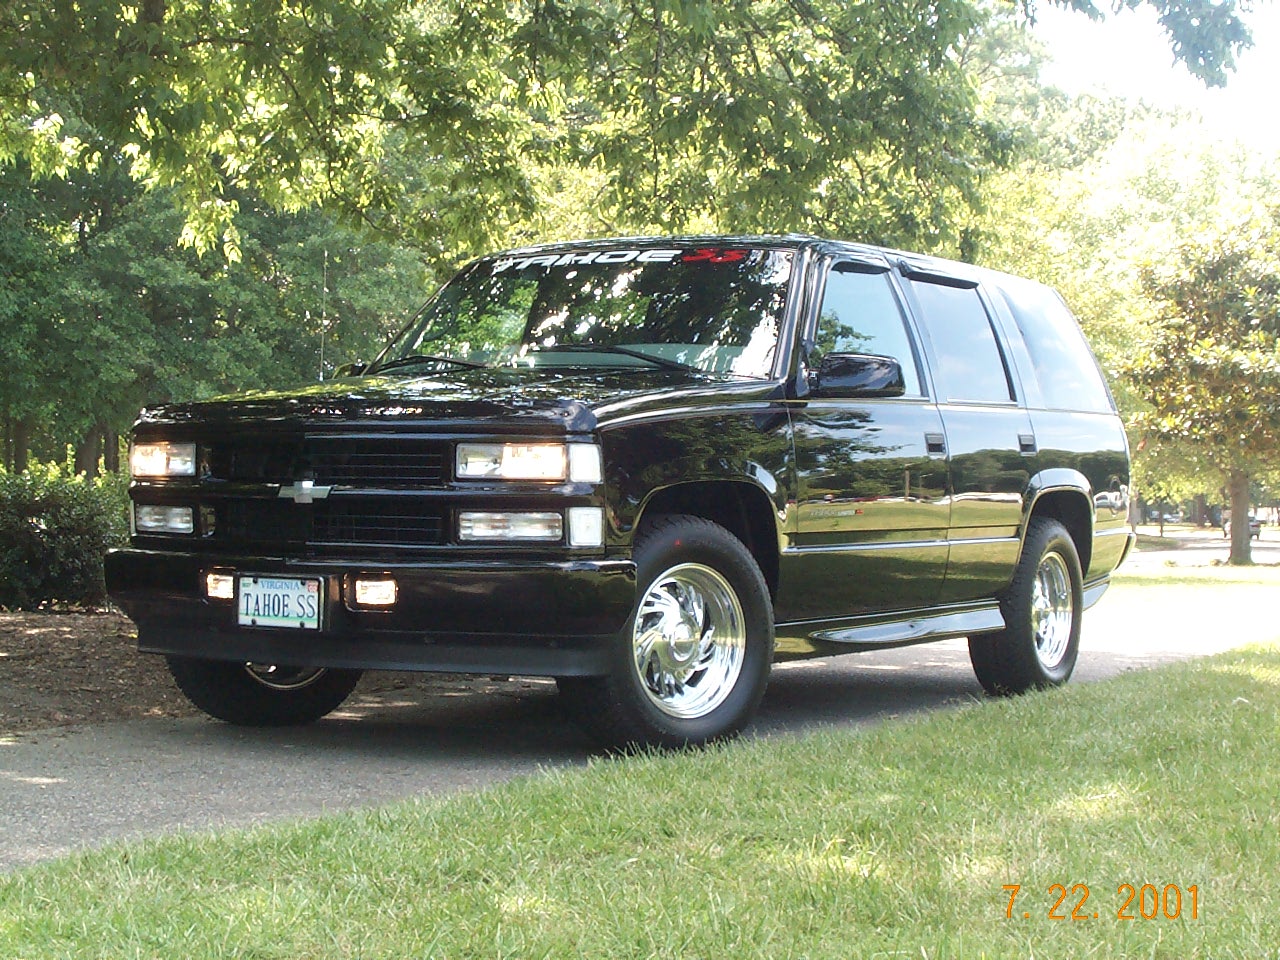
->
left=0, top=464, right=129, bottom=609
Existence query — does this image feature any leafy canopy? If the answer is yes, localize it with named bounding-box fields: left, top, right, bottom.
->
left=0, top=0, right=1257, bottom=256
left=1129, top=210, right=1280, bottom=476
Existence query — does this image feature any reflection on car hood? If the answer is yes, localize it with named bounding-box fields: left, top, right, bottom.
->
left=135, top=367, right=782, bottom=433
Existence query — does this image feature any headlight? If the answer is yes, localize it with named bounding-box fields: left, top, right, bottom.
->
left=455, top=442, right=602, bottom=482
left=131, top=442, right=197, bottom=478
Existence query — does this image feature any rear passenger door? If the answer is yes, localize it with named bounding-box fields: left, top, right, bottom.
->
left=785, top=257, right=950, bottom=618
left=902, top=268, right=1035, bottom=604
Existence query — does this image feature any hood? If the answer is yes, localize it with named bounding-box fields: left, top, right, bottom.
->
left=134, top=367, right=781, bottom=435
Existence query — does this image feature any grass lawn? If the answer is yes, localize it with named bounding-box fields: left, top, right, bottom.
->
left=3, top=637, right=1278, bottom=958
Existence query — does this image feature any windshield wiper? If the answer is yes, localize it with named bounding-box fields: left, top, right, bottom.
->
left=529, top=344, right=699, bottom=373
left=373, top=353, right=487, bottom=373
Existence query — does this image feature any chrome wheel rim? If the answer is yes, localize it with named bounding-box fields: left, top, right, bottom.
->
left=631, top=563, right=746, bottom=719
left=1032, top=551, right=1073, bottom=670
left=244, top=664, right=326, bottom=691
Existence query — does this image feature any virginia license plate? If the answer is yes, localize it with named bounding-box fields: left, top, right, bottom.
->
left=238, top=576, right=322, bottom=630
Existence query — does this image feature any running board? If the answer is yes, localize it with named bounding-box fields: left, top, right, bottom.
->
left=808, top=604, right=1006, bottom=650
left=1083, top=578, right=1111, bottom=610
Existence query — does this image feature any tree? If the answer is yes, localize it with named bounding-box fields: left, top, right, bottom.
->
left=1127, top=210, right=1280, bottom=564
left=0, top=1, right=1256, bottom=256
left=0, top=163, right=430, bottom=473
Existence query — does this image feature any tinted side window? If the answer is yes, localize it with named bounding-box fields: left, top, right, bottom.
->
left=1000, top=280, right=1114, bottom=413
left=909, top=280, right=1013, bottom=403
left=813, top=266, right=922, bottom=396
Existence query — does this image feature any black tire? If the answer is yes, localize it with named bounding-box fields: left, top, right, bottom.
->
left=558, top=514, right=774, bottom=750
left=166, top=657, right=362, bottom=726
left=968, top=517, right=1082, bottom=696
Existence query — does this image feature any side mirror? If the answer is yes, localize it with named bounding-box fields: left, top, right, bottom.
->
left=811, top=353, right=906, bottom=398
left=333, top=361, right=367, bottom=378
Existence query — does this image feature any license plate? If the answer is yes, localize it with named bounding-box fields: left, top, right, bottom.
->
left=238, top=576, right=322, bottom=630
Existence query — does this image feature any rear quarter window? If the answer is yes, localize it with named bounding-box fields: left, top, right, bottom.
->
left=908, top=279, right=1014, bottom=404
left=999, top=280, right=1114, bottom=414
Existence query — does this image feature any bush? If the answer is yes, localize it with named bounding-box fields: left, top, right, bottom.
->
left=0, top=463, right=129, bottom=609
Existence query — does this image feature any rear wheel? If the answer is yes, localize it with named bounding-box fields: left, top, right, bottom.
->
left=166, top=657, right=362, bottom=726
left=969, top=517, right=1082, bottom=695
left=559, top=514, right=774, bottom=749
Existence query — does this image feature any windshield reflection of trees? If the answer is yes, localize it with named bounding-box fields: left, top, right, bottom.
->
left=522, top=253, right=788, bottom=350
left=399, top=252, right=792, bottom=375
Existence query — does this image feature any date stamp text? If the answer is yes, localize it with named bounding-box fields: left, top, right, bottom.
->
left=1003, top=883, right=1200, bottom=921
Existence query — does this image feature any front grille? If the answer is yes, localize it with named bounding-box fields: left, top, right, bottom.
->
left=220, top=497, right=445, bottom=548
left=306, top=437, right=446, bottom=486
left=208, top=436, right=447, bottom=487
left=313, top=499, right=445, bottom=546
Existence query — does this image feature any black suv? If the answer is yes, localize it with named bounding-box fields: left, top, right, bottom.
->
left=107, top=236, right=1134, bottom=748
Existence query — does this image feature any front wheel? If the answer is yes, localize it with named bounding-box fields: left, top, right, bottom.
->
left=969, top=517, right=1082, bottom=696
left=559, top=515, right=774, bottom=749
left=166, top=657, right=362, bottom=726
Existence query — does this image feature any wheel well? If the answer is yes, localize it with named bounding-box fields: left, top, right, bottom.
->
left=636, top=482, right=780, bottom=600
left=1029, top=490, right=1093, bottom=574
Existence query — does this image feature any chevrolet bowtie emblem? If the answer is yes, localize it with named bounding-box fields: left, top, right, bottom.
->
left=277, top=480, right=332, bottom=504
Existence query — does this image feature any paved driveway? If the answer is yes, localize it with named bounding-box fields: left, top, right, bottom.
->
left=3, top=534, right=1277, bottom=872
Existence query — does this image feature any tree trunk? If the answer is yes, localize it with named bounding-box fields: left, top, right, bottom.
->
left=1193, top=493, right=1208, bottom=526
left=12, top=417, right=31, bottom=474
left=104, top=430, right=120, bottom=473
left=1227, top=468, right=1252, bottom=565
left=74, top=428, right=102, bottom=477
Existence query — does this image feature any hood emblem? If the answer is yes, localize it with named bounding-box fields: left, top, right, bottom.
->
left=278, top=480, right=332, bottom=504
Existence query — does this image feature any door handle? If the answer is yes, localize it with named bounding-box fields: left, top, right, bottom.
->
left=1019, top=433, right=1037, bottom=455
left=925, top=432, right=947, bottom=456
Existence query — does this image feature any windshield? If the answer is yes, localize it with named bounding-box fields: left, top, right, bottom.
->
left=371, top=245, right=795, bottom=379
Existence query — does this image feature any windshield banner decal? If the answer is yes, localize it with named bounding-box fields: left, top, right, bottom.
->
left=491, top=248, right=751, bottom=274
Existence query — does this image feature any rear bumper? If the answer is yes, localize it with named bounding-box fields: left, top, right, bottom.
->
left=106, top=549, right=636, bottom=676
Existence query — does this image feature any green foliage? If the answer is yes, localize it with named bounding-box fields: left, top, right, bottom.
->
left=4, top=0, right=1248, bottom=257
left=514, top=0, right=1005, bottom=252
left=0, top=163, right=430, bottom=469
left=1130, top=213, right=1280, bottom=469
left=0, top=463, right=129, bottom=609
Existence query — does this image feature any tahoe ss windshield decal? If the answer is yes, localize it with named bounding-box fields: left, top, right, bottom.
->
left=491, top=247, right=749, bottom=272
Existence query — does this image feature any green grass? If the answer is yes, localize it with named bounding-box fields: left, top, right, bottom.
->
left=1113, top=563, right=1280, bottom=587
left=3, top=646, right=1279, bottom=959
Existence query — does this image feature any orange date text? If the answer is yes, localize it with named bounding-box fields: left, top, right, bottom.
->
left=1002, top=883, right=1200, bottom=921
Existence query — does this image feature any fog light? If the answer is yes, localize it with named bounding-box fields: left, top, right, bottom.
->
left=206, top=572, right=235, bottom=600
left=567, top=507, right=605, bottom=547
left=134, top=504, right=195, bottom=534
left=458, top=511, right=563, bottom=542
left=354, top=577, right=398, bottom=607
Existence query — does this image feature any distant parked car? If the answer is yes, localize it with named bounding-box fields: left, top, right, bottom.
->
left=1226, top=517, right=1262, bottom=539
